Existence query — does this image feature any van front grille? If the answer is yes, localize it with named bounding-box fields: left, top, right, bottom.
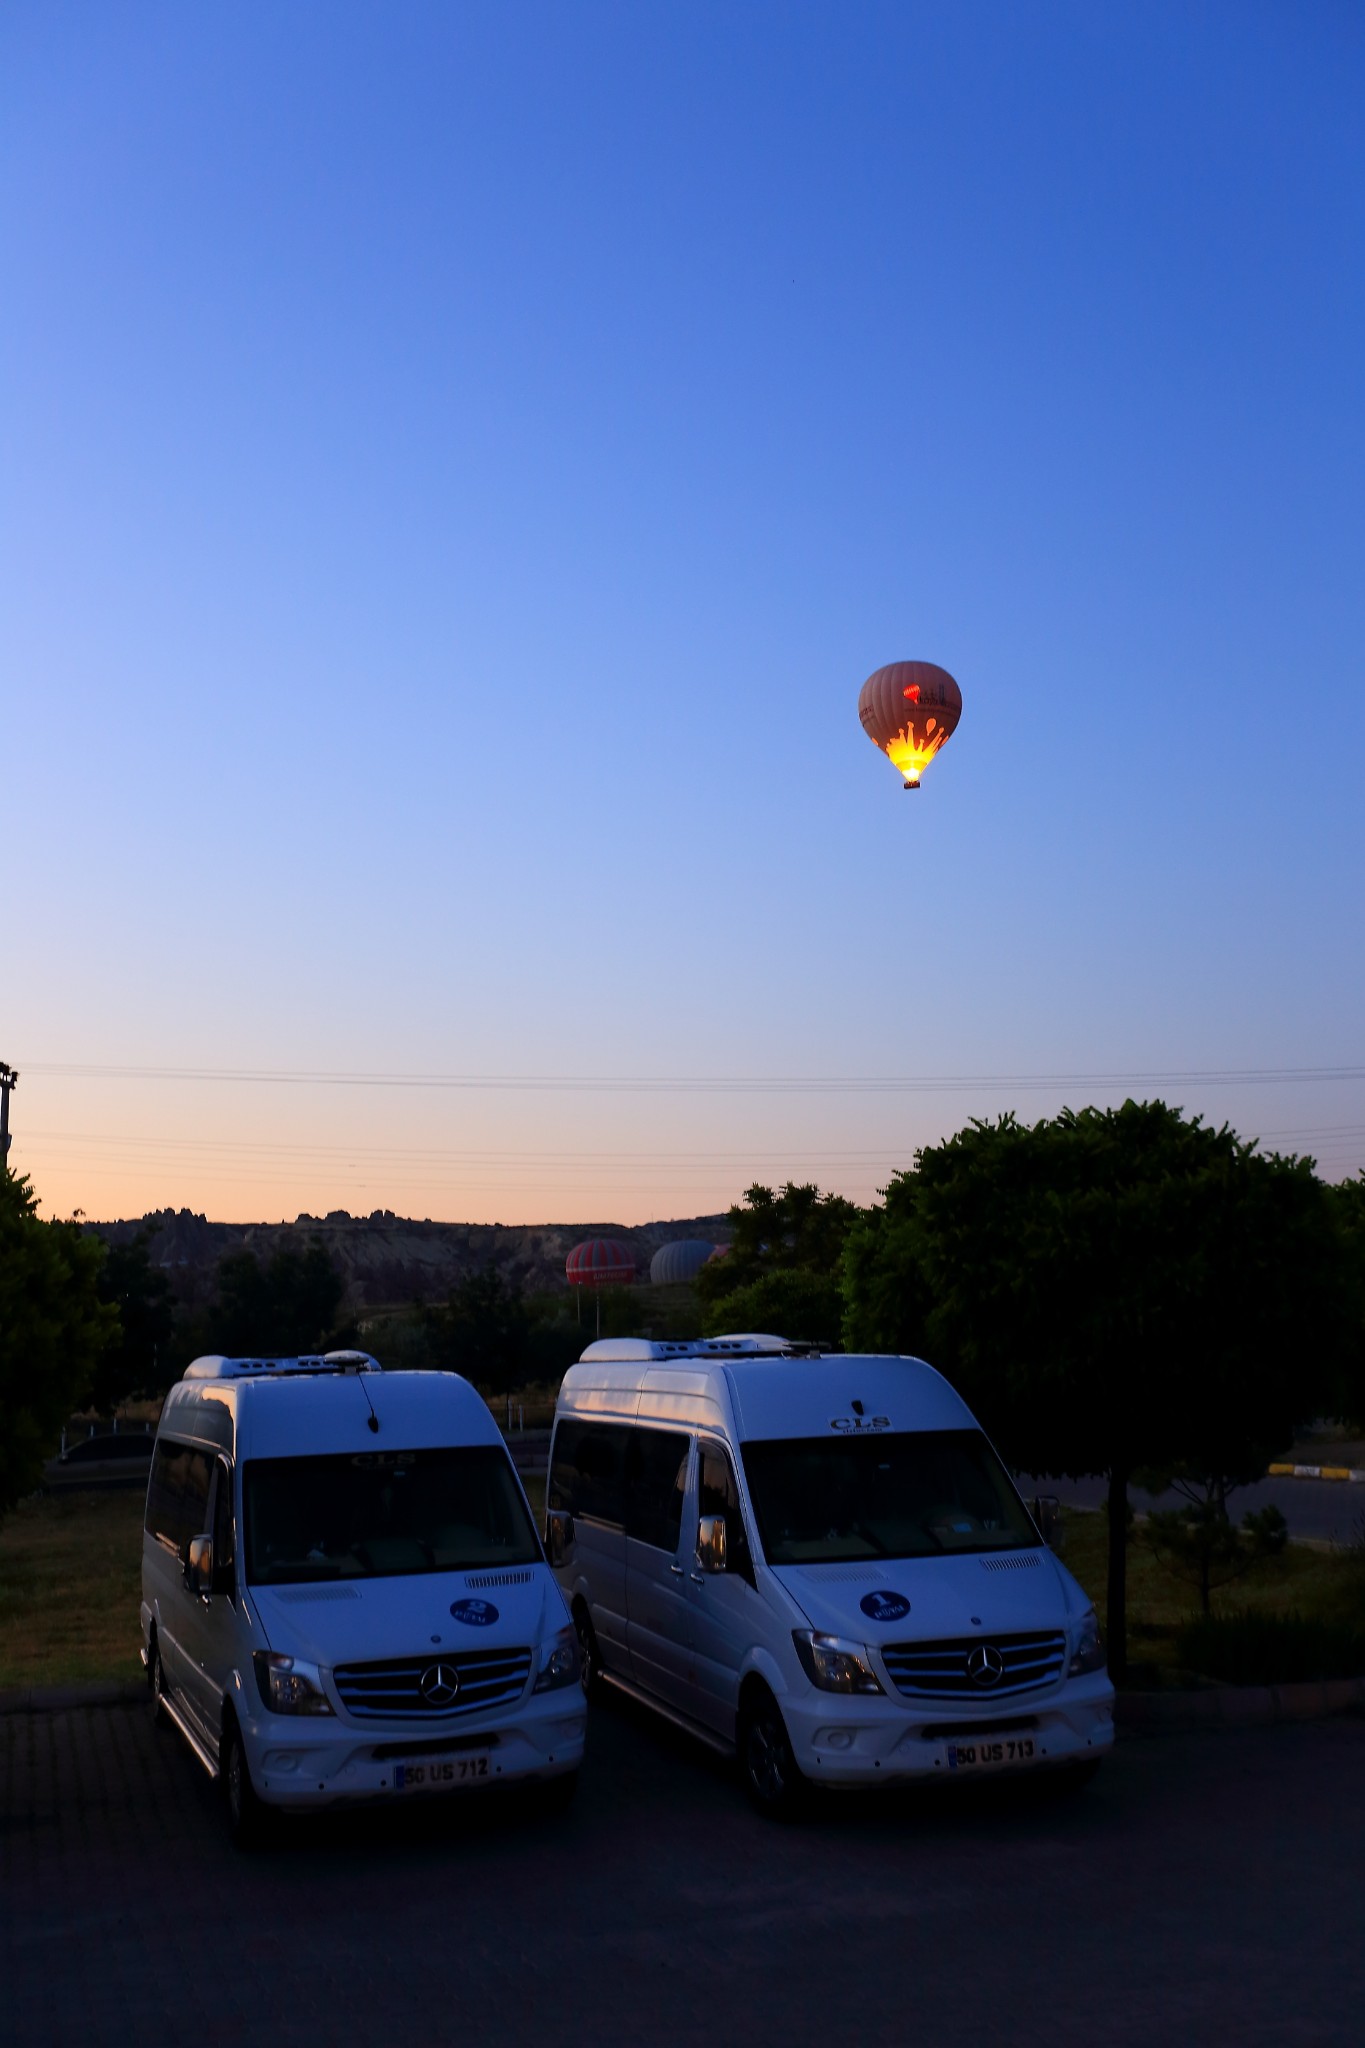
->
left=881, top=1630, right=1066, bottom=1700
left=333, top=1647, right=532, bottom=1720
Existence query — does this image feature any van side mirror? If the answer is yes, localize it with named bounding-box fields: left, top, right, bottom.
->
left=185, top=1534, right=214, bottom=1595
left=546, top=1508, right=576, bottom=1567
left=696, top=1514, right=727, bottom=1574
left=1030, top=1495, right=1063, bottom=1552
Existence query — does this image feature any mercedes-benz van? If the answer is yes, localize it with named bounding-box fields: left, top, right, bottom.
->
left=546, top=1336, right=1113, bottom=1815
left=142, top=1352, right=584, bottom=1843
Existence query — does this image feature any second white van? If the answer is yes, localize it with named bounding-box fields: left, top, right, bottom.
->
left=546, top=1335, right=1113, bottom=1815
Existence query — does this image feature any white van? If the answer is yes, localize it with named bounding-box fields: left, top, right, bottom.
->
left=142, top=1352, right=585, bottom=1844
left=546, top=1336, right=1113, bottom=1815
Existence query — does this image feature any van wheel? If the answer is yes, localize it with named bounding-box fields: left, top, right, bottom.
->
left=739, top=1687, right=806, bottom=1821
left=222, top=1716, right=270, bottom=1851
left=574, top=1606, right=605, bottom=1701
left=147, top=1639, right=167, bottom=1727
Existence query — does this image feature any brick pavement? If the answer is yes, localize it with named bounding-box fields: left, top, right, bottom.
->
left=4, top=1697, right=1364, bottom=2046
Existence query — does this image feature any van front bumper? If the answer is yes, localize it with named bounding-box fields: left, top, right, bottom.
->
left=239, top=1684, right=586, bottom=1811
left=785, top=1670, right=1115, bottom=1787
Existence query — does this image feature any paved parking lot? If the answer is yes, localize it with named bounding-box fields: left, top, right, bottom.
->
left=3, top=1689, right=1363, bottom=2046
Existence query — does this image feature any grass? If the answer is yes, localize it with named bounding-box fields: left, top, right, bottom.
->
left=0, top=1470, right=551, bottom=1691
left=0, top=1489, right=146, bottom=1689
left=3, top=1480, right=1359, bottom=1692
left=1060, top=1507, right=1365, bottom=1686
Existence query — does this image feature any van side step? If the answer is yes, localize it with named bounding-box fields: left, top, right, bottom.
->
left=600, top=1670, right=736, bottom=1758
left=159, top=1690, right=220, bottom=1782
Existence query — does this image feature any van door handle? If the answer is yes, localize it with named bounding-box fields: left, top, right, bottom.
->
left=689, top=1572, right=705, bottom=1585
left=669, top=1563, right=684, bottom=1576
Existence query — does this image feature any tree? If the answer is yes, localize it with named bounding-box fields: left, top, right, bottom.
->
left=91, top=1230, right=176, bottom=1408
left=1144, top=1488, right=1288, bottom=1615
left=841, top=1174, right=933, bottom=1361
left=1324, top=1172, right=1365, bottom=1428
left=211, top=1239, right=345, bottom=1355
left=437, top=1266, right=531, bottom=1394
left=0, top=1172, right=117, bottom=1520
left=697, top=1183, right=859, bottom=1341
left=701, top=1267, right=843, bottom=1344
left=841, top=1103, right=1349, bottom=1681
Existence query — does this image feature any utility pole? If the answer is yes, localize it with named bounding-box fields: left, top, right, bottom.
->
left=0, top=1062, right=16, bottom=1172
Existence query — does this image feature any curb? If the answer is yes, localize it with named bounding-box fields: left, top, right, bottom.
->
left=1266, top=1462, right=1365, bottom=1482
left=0, top=1680, right=145, bottom=1717
left=1116, top=1675, right=1365, bottom=1732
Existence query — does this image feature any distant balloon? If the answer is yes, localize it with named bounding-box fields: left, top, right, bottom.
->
left=565, top=1239, right=636, bottom=1289
left=649, top=1240, right=716, bottom=1287
left=858, top=661, right=962, bottom=790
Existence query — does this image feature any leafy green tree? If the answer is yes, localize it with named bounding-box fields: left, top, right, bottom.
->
left=841, top=1103, right=1348, bottom=1681
left=437, top=1266, right=531, bottom=1393
left=841, top=1174, right=933, bottom=1360
left=421, top=1266, right=584, bottom=1394
left=698, top=1182, right=859, bottom=1300
left=1325, top=1173, right=1365, bottom=1427
left=91, top=1230, right=176, bottom=1407
left=211, top=1239, right=345, bottom=1355
left=701, top=1267, right=843, bottom=1344
left=1145, top=1489, right=1288, bottom=1616
left=0, top=1172, right=116, bottom=1520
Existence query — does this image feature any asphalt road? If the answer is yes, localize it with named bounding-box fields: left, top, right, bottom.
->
left=1029, top=1474, right=1365, bottom=1545
left=4, top=1689, right=1364, bottom=2046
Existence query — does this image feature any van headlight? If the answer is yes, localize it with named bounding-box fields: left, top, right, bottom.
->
left=1069, top=1610, right=1107, bottom=1677
left=792, top=1632, right=884, bottom=1695
left=253, top=1651, right=334, bottom=1716
left=533, top=1625, right=580, bottom=1694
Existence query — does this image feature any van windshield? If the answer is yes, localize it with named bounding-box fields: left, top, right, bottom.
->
left=242, top=1446, right=541, bottom=1585
left=740, top=1430, right=1039, bottom=1565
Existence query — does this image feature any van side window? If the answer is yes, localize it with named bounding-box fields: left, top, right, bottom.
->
left=699, top=1441, right=755, bottom=1586
left=626, top=1429, right=690, bottom=1552
left=145, top=1440, right=214, bottom=1562
left=211, top=1460, right=235, bottom=1591
left=549, top=1421, right=631, bottom=1527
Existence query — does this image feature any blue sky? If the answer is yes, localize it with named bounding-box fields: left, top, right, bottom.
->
left=3, top=1, right=1363, bottom=1223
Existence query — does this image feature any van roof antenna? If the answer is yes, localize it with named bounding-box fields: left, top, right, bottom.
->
left=358, top=1376, right=380, bottom=1434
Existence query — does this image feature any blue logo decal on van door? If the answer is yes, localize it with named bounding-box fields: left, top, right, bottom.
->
left=449, top=1598, right=499, bottom=1627
left=859, top=1590, right=910, bottom=1623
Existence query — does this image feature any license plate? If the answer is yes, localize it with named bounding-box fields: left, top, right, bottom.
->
left=946, top=1736, right=1036, bottom=1771
left=393, top=1754, right=492, bottom=1792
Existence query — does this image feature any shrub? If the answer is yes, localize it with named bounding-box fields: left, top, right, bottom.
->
left=1176, top=1610, right=1365, bottom=1685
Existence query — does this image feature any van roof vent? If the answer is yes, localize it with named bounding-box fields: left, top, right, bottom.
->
left=181, top=1351, right=383, bottom=1380
left=578, top=1333, right=820, bottom=1365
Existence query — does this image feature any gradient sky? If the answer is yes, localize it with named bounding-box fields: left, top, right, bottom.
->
left=4, top=1, right=1363, bottom=1226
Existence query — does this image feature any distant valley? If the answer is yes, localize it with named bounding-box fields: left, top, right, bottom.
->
left=86, top=1208, right=730, bottom=1310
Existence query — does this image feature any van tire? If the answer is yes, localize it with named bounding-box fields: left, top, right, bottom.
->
left=573, top=1604, right=606, bottom=1701
left=738, top=1686, right=806, bottom=1821
left=147, top=1638, right=167, bottom=1727
left=222, top=1715, right=270, bottom=1851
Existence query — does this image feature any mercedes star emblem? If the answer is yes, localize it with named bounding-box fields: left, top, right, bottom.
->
left=966, top=1643, right=1006, bottom=1688
left=419, top=1662, right=460, bottom=1707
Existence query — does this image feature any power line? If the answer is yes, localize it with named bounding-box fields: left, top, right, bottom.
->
left=21, top=1060, right=1365, bottom=1095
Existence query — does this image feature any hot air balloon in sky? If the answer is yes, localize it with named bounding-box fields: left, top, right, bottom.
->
left=858, top=660, right=962, bottom=789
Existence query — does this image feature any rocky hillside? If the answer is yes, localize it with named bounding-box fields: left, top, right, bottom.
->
left=87, top=1208, right=730, bottom=1310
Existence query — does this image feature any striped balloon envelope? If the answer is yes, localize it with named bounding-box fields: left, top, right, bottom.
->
left=648, top=1240, right=716, bottom=1286
left=858, top=660, right=962, bottom=789
left=565, top=1239, right=637, bottom=1288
